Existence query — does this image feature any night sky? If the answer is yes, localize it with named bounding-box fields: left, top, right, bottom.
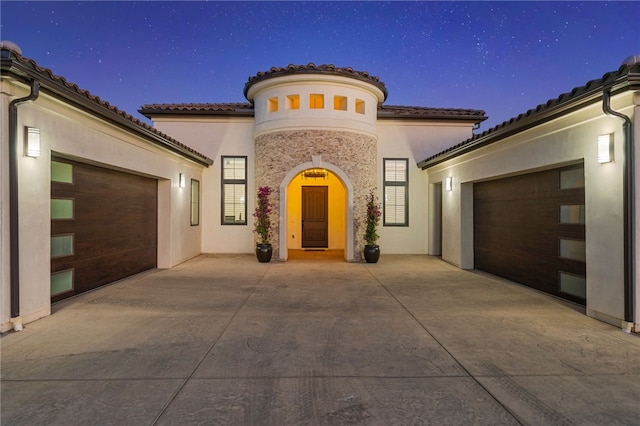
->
left=2, top=1, right=638, bottom=130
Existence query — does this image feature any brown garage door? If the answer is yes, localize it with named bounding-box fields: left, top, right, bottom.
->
left=50, top=157, right=157, bottom=302
left=474, top=164, right=586, bottom=305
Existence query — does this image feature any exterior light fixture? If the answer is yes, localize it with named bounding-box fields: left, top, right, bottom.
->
left=597, top=133, right=613, bottom=163
left=302, top=169, right=328, bottom=180
left=179, top=173, right=186, bottom=188
left=25, top=127, right=41, bottom=158
left=445, top=176, right=453, bottom=192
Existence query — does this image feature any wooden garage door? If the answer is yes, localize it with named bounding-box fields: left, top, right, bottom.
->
left=50, top=158, right=157, bottom=302
left=474, top=164, right=586, bottom=305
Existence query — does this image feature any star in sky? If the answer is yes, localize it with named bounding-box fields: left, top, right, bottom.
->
left=2, top=1, right=638, bottom=130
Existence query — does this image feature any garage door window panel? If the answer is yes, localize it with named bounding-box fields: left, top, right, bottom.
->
left=51, top=161, right=73, bottom=184
left=559, top=238, right=586, bottom=262
left=51, top=269, right=74, bottom=296
left=51, top=234, right=74, bottom=258
left=51, top=198, right=74, bottom=220
left=559, top=272, right=586, bottom=299
left=560, top=167, right=585, bottom=189
left=560, top=204, right=585, bottom=224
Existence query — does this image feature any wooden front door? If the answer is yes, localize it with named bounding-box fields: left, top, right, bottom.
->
left=302, top=186, right=328, bottom=248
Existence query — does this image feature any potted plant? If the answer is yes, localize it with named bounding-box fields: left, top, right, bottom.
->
left=254, top=186, right=273, bottom=262
left=363, top=189, right=381, bottom=263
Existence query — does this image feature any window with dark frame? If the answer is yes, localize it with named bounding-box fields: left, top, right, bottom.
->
left=221, top=156, right=247, bottom=225
left=383, top=158, right=408, bottom=226
left=191, top=179, right=200, bottom=226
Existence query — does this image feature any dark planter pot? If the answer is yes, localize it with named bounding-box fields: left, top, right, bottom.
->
left=364, top=244, right=380, bottom=263
left=256, top=243, right=273, bottom=263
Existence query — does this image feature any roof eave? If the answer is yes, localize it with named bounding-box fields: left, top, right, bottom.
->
left=139, top=108, right=255, bottom=118
left=2, top=54, right=213, bottom=167
left=377, top=113, right=487, bottom=123
left=419, top=71, right=637, bottom=170
left=243, top=65, right=389, bottom=101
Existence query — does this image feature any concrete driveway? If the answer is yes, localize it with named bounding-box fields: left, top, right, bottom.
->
left=2, top=254, right=640, bottom=425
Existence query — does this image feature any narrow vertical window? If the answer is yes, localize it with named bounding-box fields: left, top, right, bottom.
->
left=383, top=158, right=408, bottom=226
left=191, top=179, right=200, bottom=226
left=355, top=99, right=365, bottom=114
left=221, top=156, right=247, bottom=225
left=268, top=97, right=279, bottom=112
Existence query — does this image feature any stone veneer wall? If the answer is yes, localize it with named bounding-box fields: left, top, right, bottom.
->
left=255, top=129, right=377, bottom=261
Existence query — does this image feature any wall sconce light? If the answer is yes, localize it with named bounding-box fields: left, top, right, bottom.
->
left=597, top=133, right=613, bottom=163
left=179, top=173, right=186, bottom=188
left=445, top=176, right=453, bottom=192
left=25, top=127, right=41, bottom=158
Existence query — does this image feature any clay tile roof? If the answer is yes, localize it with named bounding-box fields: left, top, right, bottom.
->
left=140, top=102, right=486, bottom=122
left=1, top=47, right=213, bottom=167
left=418, top=58, right=640, bottom=169
left=378, top=105, right=486, bottom=122
left=139, top=103, right=254, bottom=116
left=244, top=63, right=388, bottom=100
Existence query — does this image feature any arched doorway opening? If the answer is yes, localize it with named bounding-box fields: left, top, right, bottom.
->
left=279, top=159, right=354, bottom=261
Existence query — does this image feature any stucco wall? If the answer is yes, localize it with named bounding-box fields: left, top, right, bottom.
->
left=248, top=73, right=384, bottom=139
left=378, top=120, right=475, bottom=166
left=154, top=114, right=478, bottom=259
left=153, top=118, right=256, bottom=254
left=1, top=80, right=206, bottom=332
left=426, top=92, right=636, bottom=327
left=377, top=120, right=476, bottom=254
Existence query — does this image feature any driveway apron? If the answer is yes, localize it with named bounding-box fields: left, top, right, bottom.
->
left=2, top=254, right=640, bottom=425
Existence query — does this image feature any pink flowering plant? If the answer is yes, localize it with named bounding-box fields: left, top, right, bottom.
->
left=253, top=186, right=273, bottom=244
left=364, top=189, right=381, bottom=246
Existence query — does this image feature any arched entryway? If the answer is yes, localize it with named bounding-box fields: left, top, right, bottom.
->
left=279, top=158, right=354, bottom=261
